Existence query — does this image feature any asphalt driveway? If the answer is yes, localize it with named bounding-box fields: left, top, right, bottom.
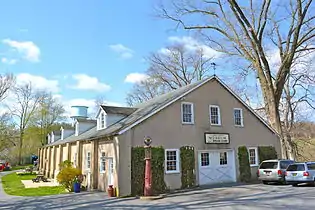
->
left=0, top=179, right=314, bottom=209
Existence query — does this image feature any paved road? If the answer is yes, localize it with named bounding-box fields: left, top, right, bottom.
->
left=0, top=178, right=315, bottom=209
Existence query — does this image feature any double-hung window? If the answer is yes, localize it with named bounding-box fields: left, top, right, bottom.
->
left=100, top=152, right=106, bottom=173
left=234, top=108, right=244, bottom=126
left=248, top=147, right=258, bottom=166
left=86, top=152, right=91, bottom=170
left=165, top=149, right=180, bottom=174
left=100, top=112, right=105, bottom=129
left=209, top=105, right=221, bottom=125
left=181, top=102, right=194, bottom=124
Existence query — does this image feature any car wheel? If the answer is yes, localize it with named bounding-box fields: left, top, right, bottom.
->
left=292, top=183, right=298, bottom=187
left=262, top=181, right=268, bottom=185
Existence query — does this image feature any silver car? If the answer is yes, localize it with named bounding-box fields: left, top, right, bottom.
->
left=257, top=159, right=294, bottom=184
left=285, top=162, right=315, bottom=186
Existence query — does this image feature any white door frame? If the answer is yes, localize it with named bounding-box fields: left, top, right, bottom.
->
left=198, top=149, right=237, bottom=185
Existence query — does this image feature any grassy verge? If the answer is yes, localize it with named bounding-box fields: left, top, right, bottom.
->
left=1, top=173, right=66, bottom=196
left=10, top=164, right=33, bottom=171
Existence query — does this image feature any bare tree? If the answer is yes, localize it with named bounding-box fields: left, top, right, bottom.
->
left=0, top=113, right=17, bottom=153
left=126, top=44, right=215, bottom=106
left=158, top=0, right=315, bottom=159
left=0, top=73, right=15, bottom=102
left=33, top=93, right=65, bottom=145
left=9, top=82, right=45, bottom=164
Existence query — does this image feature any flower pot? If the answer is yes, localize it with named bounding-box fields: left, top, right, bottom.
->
left=73, top=182, right=81, bottom=193
left=107, top=185, right=114, bottom=197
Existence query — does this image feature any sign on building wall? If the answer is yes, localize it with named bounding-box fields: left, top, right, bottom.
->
left=204, top=133, right=230, bottom=144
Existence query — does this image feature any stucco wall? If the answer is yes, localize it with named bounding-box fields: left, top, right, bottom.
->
left=119, top=79, right=280, bottom=194
left=62, top=145, right=68, bottom=162
left=70, top=144, right=77, bottom=165
left=97, top=140, right=119, bottom=192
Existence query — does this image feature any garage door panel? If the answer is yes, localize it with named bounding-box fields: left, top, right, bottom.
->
left=198, top=150, right=236, bottom=185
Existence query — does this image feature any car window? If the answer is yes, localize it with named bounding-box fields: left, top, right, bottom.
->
left=280, top=161, right=293, bottom=169
left=307, top=163, right=315, bottom=170
left=259, top=161, right=278, bottom=169
left=286, top=164, right=305, bottom=171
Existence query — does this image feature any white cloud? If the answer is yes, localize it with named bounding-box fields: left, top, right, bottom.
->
left=2, top=39, right=40, bottom=62
left=70, top=74, right=111, bottom=92
left=1, top=57, right=17, bottom=65
left=109, top=44, right=134, bottom=59
left=16, top=73, right=60, bottom=93
left=124, top=73, right=148, bottom=84
left=165, top=36, right=222, bottom=59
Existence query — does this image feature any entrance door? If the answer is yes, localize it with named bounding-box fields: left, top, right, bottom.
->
left=107, top=158, right=114, bottom=186
left=198, top=150, right=236, bottom=185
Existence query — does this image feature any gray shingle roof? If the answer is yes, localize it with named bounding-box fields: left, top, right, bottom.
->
left=100, top=105, right=137, bottom=115
left=46, top=126, right=97, bottom=147
left=88, top=78, right=211, bottom=139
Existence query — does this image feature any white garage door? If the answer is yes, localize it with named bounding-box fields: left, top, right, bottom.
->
left=198, top=150, right=236, bottom=185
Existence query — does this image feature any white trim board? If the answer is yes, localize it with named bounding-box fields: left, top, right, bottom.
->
left=117, top=76, right=279, bottom=137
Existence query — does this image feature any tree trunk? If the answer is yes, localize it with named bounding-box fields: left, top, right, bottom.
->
left=18, top=131, right=24, bottom=165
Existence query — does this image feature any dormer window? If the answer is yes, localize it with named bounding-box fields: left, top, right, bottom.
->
left=100, top=112, right=105, bottom=129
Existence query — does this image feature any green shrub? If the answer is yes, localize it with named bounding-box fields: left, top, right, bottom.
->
left=258, top=146, right=278, bottom=163
left=238, top=146, right=251, bottom=182
left=180, top=146, right=195, bottom=189
left=56, top=160, right=82, bottom=192
left=131, top=146, right=167, bottom=196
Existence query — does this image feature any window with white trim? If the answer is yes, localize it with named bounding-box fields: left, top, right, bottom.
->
left=219, top=152, right=228, bottom=165
left=181, top=102, right=194, bottom=124
left=86, top=151, right=91, bottom=170
left=234, top=108, right=244, bottom=126
left=209, top=105, right=221, bottom=125
left=200, top=152, right=210, bottom=166
left=248, top=147, right=258, bottom=166
left=100, top=152, right=106, bottom=173
left=165, top=149, right=180, bottom=173
left=100, top=112, right=105, bottom=128
left=73, top=153, right=77, bottom=167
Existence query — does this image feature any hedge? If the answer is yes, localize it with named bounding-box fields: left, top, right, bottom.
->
left=258, top=146, right=278, bottom=163
left=180, top=146, right=195, bottom=189
left=131, top=146, right=166, bottom=196
left=238, top=146, right=251, bottom=182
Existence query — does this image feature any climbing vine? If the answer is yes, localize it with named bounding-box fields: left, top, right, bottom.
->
left=258, top=146, right=278, bottom=163
left=131, top=146, right=166, bottom=196
left=180, top=146, right=195, bottom=189
left=238, top=146, right=251, bottom=182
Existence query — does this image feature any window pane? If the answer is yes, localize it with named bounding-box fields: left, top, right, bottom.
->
left=249, top=149, right=256, bottom=165
left=220, top=152, right=228, bottom=165
left=210, top=107, right=219, bottom=124
left=259, top=161, right=278, bottom=169
left=201, top=153, right=210, bottom=166
left=166, top=150, right=178, bottom=171
left=234, top=109, right=242, bottom=125
left=287, top=164, right=305, bottom=171
left=182, top=104, right=192, bottom=123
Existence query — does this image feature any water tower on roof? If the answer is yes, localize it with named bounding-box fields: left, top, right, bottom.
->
left=70, top=105, right=89, bottom=121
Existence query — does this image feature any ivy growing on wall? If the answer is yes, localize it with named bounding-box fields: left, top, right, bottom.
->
left=180, top=146, right=195, bottom=189
left=238, top=146, right=251, bottom=182
left=131, top=146, right=166, bottom=196
left=258, top=146, right=278, bottom=163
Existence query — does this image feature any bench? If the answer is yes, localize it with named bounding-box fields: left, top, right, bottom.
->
left=32, top=174, right=49, bottom=183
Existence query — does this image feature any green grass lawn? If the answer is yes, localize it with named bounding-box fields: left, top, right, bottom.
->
left=10, top=164, right=33, bottom=171
left=1, top=173, right=66, bottom=196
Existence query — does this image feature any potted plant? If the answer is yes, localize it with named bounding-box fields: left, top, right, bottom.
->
left=73, top=175, right=82, bottom=193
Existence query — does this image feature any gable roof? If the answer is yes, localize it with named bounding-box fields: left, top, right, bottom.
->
left=100, top=105, right=137, bottom=115
left=88, top=75, right=278, bottom=140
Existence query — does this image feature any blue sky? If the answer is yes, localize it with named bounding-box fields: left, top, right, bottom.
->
left=0, top=0, right=195, bottom=115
